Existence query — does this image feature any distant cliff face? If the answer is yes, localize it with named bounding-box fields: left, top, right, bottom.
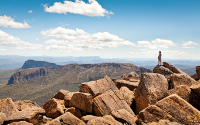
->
left=21, top=60, right=59, bottom=69
left=8, top=63, right=151, bottom=85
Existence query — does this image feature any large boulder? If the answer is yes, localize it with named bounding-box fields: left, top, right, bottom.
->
left=48, top=112, right=85, bottom=125
left=4, top=107, right=45, bottom=125
left=113, top=79, right=139, bottom=91
left=196, top=66, right=200, bottom=79
left=65, top=107, right=82, bottom=119
left=155, top=94, right=200, bottom=125
left=87, top=115, right=122, bottom=125
left=14, top=100, right=40, bottom=111
left=43, top=98, right=65, bottom=118
left=79, top=76, right=118, bottom=96
left=189, top=84, right=200, bottom=110
left=137, top=105, right=178, bottom=124
left=166, top=85, right=191, bottom=101
left=171, top=73, right=197, bottom=88
left=146, top=120, right=182, bottom=125
left=126, top=72, right=140, bottom=82
left=111, top=109, right=137, bottom=125
left=69, top=92, right=93, bottom=113
left=119, top=86, right=135, bottom=107
left=153, top=65, right=173, bottom=76
left=7, top=121, right=33, bottom=125
left=93, top=90, right=134, bottom=116
left=0, top=112, right=6, bottom=125
left=0, top=98, right=19, bottom=117
left=64, top=92, right=75, bottom=107
left=163, top=62, right=184, bottom=74
left=135, top=73, right=168, bottom=114
left=81, top=115, right=98, bottom=123
left=51, top=89, right=70, bottom=100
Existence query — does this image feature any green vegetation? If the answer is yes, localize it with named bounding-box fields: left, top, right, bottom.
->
left=0, top=68, right=20, bottom=84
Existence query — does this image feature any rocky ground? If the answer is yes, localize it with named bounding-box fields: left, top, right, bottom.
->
left=1, top=62, right=200, bottom=125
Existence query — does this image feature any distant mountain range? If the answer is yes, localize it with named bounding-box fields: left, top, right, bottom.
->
left=0, top=61, right=151, bottom=106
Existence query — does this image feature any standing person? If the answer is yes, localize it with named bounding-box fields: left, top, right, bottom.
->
left=158, top=51, right=162, bottom=65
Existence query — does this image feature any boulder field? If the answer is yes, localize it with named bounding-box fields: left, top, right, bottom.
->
left=1, top=62, right=200, bottom=125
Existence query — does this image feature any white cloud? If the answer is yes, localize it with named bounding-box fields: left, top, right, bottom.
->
left=0, top=30, right=43, bottom=50
left=35, top=38, right=39, bottom=41
left=136, top=39, right=177, bottom=49
left=28, top=10, right=33, bottom=13
left=44, top=0, right=113, bottom=17
left=0, top=15, right=31, bottom=29
left=182, top=41, right=198, bottom=48
left=0, top=48, right=6, bottom=51
left=41, top=27, right=134, bottom=52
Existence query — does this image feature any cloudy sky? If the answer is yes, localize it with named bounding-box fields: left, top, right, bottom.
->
left=0, top=0, right=200, bottom=59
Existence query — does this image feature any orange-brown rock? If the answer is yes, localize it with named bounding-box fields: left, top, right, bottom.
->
left=4, top=107, right=45, bottom=125
left=79, top=76, right=118, bottom=96
left=48, top=112, right=85, bottom=125
left=119, top=86, right=135, bottom=107
left=69, top=92, right=93, bottom=113
left=87, top=115, right=122, bottom=125
left=43, top=98, right=64, bottom=118
left=135, top=73, right=168, bottom=114
left=196, top=66, right=200, bottom=79
left=155, top=94, right=200, bottom=125
left=171, top=73, right=197, bottom=88
left=163, top=62, right=184, bottom=74
left=146, top=120, right=182, bottom=125
left=189, top=84, right=200, bottom=110
left=14, top=100, right=40, bottom=111
left=113, top=79, right=139, bottom=91
left=51, top=89, right=69, bottom=100
left=166, top=85, right=191, bottom=101
left=111, top=109, right=137, bottom=125
left=65, top=107, right=82, bottom=119
left=64, top=92, right=75, bottom=107
left=153, top=65, right=173, bottom=76
left=81, top=115, right=98, bottom=123
left=0, top=112, right=6, bottom=125
left=191, top=73, right=198, bottom=81
left=0, top=98, right=18, bottom=117
left=126, top=72, right=140, bottom=82
left=7, top=121, right=33, bottom=125
left=137, top=105, right=178, bottom=124
left=93, top=90, right=134, bottom=116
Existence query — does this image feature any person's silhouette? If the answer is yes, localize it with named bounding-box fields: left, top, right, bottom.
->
left=158, top=51, right=162, bottom=65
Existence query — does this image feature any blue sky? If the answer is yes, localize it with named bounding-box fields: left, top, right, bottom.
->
left=0, top=0, right=200, bottom=59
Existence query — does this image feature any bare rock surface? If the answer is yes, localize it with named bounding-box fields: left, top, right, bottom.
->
left=4, top=107, right=45, bottom=125
left=0, top=98, right=19, bottom=117
left=111, top=109, right=137, bottom=125
left=155, top=94, right=200, bottom=125
left=48, top=112, right=85, bottom=125
left=166, top=85, right=191, bottom=101
left=43, top=98, right=64, bottom=118
left=7, top=121, right=33, bottom=125
left=0, top=112, right=6, bottom=125
left=93, top=90, right=134, bottom=116
left=64, top=92, right=75, bottom=107
left=69, top=92, right=93, bottom=113
left=163, top=62, right=184, bottom=74
left=119, top=86, right=135, bottom=107
left=153, top=65, right=173, bottom=76
left=189, top=84, right=200, bottom=110
left=65, top=107, right=82, bottom=119
left=196, top=66, right=200, bottom=79
left=14, top=100, right=40, bottom=111
left=51, top=89, right=70, bottom=100
left=87, top=115, right=122, bottom=125
left=146, top=120, right=182, bottom=125
left=79, top=76, right=118, bottom=96
left=135, top=73, right=168, bottom=114
left=81, top=115, right=98, bottom=123
left=113, top=79, right=139, bottom=91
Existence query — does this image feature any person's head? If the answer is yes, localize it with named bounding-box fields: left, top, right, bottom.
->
left=159, top=51, right=161, bottom=53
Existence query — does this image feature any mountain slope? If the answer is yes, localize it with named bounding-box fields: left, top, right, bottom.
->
left=1, top=63, right=151, bottom=106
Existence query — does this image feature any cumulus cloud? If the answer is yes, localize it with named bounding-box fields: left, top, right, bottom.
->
left=44, top=0, right=113, bottom=17
left=41, top=27, right=134, bottom=52
left=136, top=39, right=177, bottom=49
left=28, top=10, right=33, bottom=13
left=0, top=15, right=31, bottom=29
left=0, top=30, right=43, bottom=50
left=182, top=41, right=198, bottom=48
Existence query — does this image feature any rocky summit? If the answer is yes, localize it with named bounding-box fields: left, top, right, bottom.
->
left=1, top=62, right=200, bottom=125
